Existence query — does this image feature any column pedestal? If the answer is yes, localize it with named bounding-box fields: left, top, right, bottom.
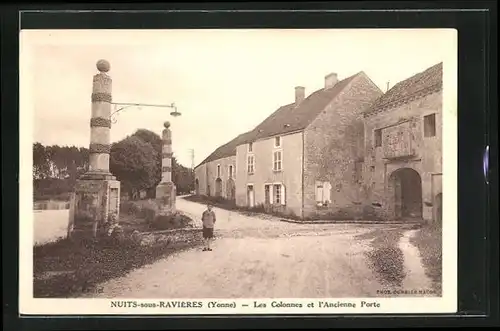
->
left=156, top=182, right=176, bottom=215
left=71, top=178, right=121, bottom=239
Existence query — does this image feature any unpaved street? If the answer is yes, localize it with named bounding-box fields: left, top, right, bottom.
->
left=84, top=198, right=432, bottom=298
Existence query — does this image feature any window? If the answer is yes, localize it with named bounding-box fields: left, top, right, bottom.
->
left=264, top=184, right=271, bottom=204
left=264, top=183, right=286, bottom=205
left=247, top=155, right=255, bottom=174
left=273, top=150, right=282, bottom=171
left=424, top=113, right=436, bottom=137
left=273, top=184, right=286, bottom=204
left=374, top=129, right=382, bottom=147
left=229, top=165, right=233, bottom=178
left=248, top=142, right=253, bottom=152
left=217, top=164, right=221, bottom=178
left=275, top=136, right=281, bottom=148
left=315, top=181, right=332, bottom=206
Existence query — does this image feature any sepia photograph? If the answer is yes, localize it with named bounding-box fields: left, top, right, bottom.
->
left=19, top=28, right=457, bottom=315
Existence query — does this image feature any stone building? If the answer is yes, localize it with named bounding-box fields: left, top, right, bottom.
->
left=362, top=62, right=443, bottom=223
left=194, top=131, right=254, bottom=201
left=234, top=71, right=383, bottom=219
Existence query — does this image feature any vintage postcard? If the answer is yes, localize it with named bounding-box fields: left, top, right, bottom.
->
left=20, top=28, right=457, bottom=315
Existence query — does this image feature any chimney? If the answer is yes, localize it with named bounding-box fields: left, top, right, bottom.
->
left=325, top=73, right=338, bottom=89
left=295, top=86, right=305, bottom=104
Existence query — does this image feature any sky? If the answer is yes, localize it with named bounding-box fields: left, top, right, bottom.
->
left=22, top=29, right=456, bottom=167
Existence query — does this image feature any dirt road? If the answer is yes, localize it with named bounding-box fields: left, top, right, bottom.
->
left=84, top=198, right=432, bottom=298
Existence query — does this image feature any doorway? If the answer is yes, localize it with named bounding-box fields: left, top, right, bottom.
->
left=389, top=168, right=423, bottom=219
left=195, top=179, right=199, bottom=195
left=226, top=178, right=236, bottom=201
left=215, top=178, right=223, bottom=197
left=247, top=184, right=255, bottom=207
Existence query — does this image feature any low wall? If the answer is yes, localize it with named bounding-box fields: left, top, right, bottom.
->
left=131, top=227, right=201, bottom=247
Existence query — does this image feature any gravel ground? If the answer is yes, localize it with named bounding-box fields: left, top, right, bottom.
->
left=80, top=198, right=434, bottom=299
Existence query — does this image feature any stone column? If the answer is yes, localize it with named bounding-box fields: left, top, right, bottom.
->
left=156, top=121, right=176, bottom=214
left=86, top=59, right=113, bottom=177
left=69, top=60, right=121, bottom=239
left=161, top=122, right=173, bottom=183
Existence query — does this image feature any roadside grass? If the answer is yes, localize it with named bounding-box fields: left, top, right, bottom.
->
left=34, top=213, right=202, bottom=298
left=409, top=222, right=442, bottom=295
left=184, top=195, right=305, bottom=221
left=34, top=236, right=203, bottom=298
left=356, top=227, right=408, bottom=288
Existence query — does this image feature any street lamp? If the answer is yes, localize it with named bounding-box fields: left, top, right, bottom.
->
left=110, top=102, right=181, bottom=124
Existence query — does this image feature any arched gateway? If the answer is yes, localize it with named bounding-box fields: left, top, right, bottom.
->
left=388, top=168, right=423, bottom=220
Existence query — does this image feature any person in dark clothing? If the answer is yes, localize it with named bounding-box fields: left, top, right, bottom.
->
left=201, top=204, right=216, bottom=251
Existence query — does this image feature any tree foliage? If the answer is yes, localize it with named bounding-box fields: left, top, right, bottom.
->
left=131, top=129, right=163, bottom=186
left=32, top=143, right=89, bottom=200
left=110, top=135, right=157, bottom=199
left=33, top=129, right=195, bottom=201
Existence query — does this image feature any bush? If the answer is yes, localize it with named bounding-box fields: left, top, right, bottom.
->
left=150, top=213, right=192, bottom=231
left=120, top=201, right=142, bottom=215
left=138, top=200, right=160, bottom=222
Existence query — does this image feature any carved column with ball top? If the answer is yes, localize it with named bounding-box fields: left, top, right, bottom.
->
left=155, top=121, right=177, bottom=214
left=68, top=60, right=121, bottom=239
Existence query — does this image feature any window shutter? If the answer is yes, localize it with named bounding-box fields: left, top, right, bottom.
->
left=323, top=182, right=331, bottom=203
left=269, top=185, right=273, bottom=204
left=281, top=184, right=286, bottom=205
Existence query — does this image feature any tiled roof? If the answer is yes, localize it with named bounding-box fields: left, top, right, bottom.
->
left=364, top=62, right=443, bottom=117
left=195, top=131, right=254, bottom=168
left=196, top=72, right=362, bottom=168
left=245, top=72, right=361, bottom=142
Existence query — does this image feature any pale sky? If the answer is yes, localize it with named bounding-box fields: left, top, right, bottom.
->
left=22, top=29, right=456, bottom=167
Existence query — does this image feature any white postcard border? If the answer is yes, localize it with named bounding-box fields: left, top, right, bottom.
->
left=19, top=29, right=458, bottom=315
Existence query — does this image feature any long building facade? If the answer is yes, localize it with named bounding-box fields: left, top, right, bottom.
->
left=195, top=63, right=443, bottom=223
left=235, top=71, right=383, bottom=219
left=194, top=132, right=253, bottom=201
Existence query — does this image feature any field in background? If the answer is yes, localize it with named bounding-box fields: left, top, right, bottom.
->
left=34, top=200, right=70, bottom=211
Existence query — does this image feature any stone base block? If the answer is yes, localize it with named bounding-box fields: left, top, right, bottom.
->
left=79, top=171, right=116, bottom=180
left=68, top=178, right=120, bottom=239
left=156, top=181, right=176, bottom=214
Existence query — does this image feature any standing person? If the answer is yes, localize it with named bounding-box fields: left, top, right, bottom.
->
left=201, top=204, right=216, bottom=251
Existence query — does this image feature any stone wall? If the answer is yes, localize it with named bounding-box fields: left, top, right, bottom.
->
left=303, top=73, right=383, bottom=219
left=363, top=90, right=443, bottom=222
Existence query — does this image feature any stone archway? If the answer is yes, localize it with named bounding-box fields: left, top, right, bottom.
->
left=435, top=193, right=443, bottom=223
left=195, top=179, right=199, bottom=195
left=215, top=178, right=223, bottom=197
left=388, top=168, right=423, bottom=220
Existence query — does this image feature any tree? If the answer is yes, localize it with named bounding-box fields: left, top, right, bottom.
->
left=129, top=129, right=195, bottom=195
left=33, top=143, right=50, bottom=180
left=172, top=157, right=195, bottom=194
left=131, top=129, right=162, bottom=186
left=110, top=135, right=158, bottom=199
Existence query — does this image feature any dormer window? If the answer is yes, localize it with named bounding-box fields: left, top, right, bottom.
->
left=275, top=136, right=281, bottom=148
left=248, top=142, right=253, bottom=152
